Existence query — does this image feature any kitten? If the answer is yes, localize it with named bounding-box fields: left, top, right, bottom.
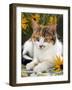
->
left=23, top=19, right=63, bottom=74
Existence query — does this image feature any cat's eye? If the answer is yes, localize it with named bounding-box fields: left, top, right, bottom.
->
left=44, top=38, right=48, bottom=42
left=36, top=37, right=39, bottom=41
left=49, top=36, right=52, bottom=39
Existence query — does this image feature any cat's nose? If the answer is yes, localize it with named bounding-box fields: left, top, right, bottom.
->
left=39, top=45, right=43, bottom=48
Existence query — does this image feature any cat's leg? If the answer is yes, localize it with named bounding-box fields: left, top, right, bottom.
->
left=33, top=61, right=52, bottom=74
left=26, top=58, right=38, bottom=70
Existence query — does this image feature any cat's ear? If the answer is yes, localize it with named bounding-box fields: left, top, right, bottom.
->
left=48, top=24, right=57, bottom=32
left=31, top=19, right=40, bottom=32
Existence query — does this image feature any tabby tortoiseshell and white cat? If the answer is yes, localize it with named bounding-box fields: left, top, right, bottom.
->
left=23, top=19, right=62, bottom=74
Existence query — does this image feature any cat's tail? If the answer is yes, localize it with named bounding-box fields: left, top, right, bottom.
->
left=23, top=54, right=32, bottom=60
left=22, top=42, right=33, bottom=61
left=22, top=48, right=33, bottom=60
left=22, top=54, right=32, bottom=65
left=22, top=52, right=32, bottom=65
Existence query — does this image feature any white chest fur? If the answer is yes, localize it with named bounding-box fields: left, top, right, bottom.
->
left=34, top=44, right=57, bottom=62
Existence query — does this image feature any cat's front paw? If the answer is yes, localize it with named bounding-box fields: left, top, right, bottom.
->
left=26, top=62, right=35, bottom=70
left=33, top=63, right=48, bottom=74
left=33, top=65, right=42, bottom=74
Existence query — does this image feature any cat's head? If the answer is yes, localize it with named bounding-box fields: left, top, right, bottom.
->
left=31, top=19, right=57, bottom=49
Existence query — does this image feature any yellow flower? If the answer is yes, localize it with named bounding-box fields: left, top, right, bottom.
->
left=54, top=55, right=63, bottom=72
left=31, top=14, right=40, bottom=22
left=21, top=18, right=28, bottom=30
